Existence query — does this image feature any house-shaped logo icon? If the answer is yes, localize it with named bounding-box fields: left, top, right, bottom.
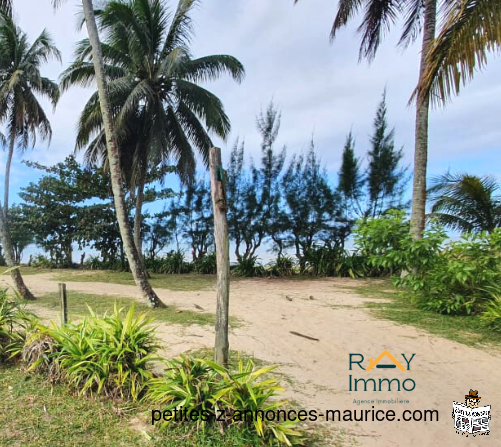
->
left=366, top=350, right=405, bottom=371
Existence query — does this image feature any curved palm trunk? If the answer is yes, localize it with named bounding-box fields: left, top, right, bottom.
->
left=410, top=0, right=437, bottom=240
left=81, top=0, right=165, bottom=308
left=4, top=130, right=15, bottom=217
left=0, top=202, right=34, bottom=300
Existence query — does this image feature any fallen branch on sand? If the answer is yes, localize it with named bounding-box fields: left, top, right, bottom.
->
left=290, top=331, right=319, bottom=341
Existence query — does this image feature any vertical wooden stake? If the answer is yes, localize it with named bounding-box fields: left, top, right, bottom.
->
left=59, top=283, right=68, bottom=325
left=209, top=147, right=230, bottom=366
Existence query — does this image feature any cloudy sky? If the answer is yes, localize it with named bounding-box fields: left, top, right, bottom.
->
left=8, top=0, right=501, bottom=206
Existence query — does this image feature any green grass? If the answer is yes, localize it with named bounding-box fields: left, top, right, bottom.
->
left=0, top=266, right=53, bottom=276
left=1, top=365, right=310, bottom=447
left=346, top=279, right=501, bottom=348
left=53, top=270, right=218, bottom=291
left=28, top=292, right=238, bottom=327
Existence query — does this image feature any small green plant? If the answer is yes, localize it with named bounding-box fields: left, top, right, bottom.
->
left=44, top=304, right=159, bottom=400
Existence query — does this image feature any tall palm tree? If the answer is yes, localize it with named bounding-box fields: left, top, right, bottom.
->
left=60, top=0, right=244, bottom=263
left=77, top=0, right=168, bottom=307
left=0, top=14, right=60, bottom=300
left=416, top=0, right=501, bottom=105
left=295, top=0, right=438, bottom=240
left=428, top=172, right=501, bottom=233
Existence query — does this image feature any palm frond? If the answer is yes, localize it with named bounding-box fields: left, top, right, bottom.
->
left=413, top=0, right=501, bottom=105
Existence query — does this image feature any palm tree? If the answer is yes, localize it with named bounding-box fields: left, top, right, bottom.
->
left=77, top=0, right=168, bottom=307
left=428, top=172, right=501, bottom=233
left=295, top=0, right=438, bottom=240
left=61, top=0, right=244, bottom=263
left=416, top=0, right=501, bottom=105
left=0, top=13, right=60, bottom=300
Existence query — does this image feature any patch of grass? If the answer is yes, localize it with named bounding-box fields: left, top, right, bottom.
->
left=348, top=281, right=501, bottom=348
left=0, top=266, right=53, bottom=276
left=54, top=270, right=218, bottom=292
left=1, top=365, right=309, bottom=447
left=29, top=292, right=233, bottom=327
left=336, top=278, right=395, bottom=300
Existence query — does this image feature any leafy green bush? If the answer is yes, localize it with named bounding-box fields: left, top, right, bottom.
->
left=304, top=245, right=367, bottom=278
left=146, top=355, right=303, bottom=446
left=84, top=255, right=127, bottom=271
left=480, top=289, right=501, bottom=331
left=206, top=358, right=303, bottom=446
left=0, top=289, right=33, bottom=362
left=146, top=250, right=192, bottom=274
left=233, top=256, right=265, bottom=277
left=266, top=256, right=296, bottom=277
left=146, top=355, right=218, bottom=429
left=193, top=253, right=217, bottom=274
left=406, top=231, right=501, bottom=315
left=353, top=209, right=410, bottom=276
left=40, top=304, right=159, bottom=400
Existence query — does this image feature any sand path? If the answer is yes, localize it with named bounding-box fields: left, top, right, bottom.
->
left=7, top=273, right=501, bottom=447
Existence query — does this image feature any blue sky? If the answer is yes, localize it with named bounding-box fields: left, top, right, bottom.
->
left=7, top=0, right=501, bottom=260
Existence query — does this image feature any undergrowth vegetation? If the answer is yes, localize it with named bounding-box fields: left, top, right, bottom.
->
left=355, top=210, right=501, bottom=330
left=147, top=355, right=303, bottom=445
left=2, top=293, right=306, bottom=446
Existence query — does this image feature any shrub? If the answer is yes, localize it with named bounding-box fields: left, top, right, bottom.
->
left=146, top=250, right=192, bottom=274
left=146, top=355, right=218, bottom=430
left=193, top=253, right=217, bottom=274
left=0, top=288, right=33, bottom=363
left=43, top=304, right=159, bottom=400
left=146, top=355, right=303, bottom=446
left=304, top=245, right=367, bottom=278
left=232, top=256, right=265, bottom=278
left=353, top=210, right=410, bottom=276
left=266, top=256, right=296, bottom=277
left=84, top=255, right=127, bottom=271
left=29, top=253, right=56, bottom=269
left=481, top=289, right=501, bottom=331
left=205, top=358, right=303, bottom=446
left=22, top=325, right=61, bottom=381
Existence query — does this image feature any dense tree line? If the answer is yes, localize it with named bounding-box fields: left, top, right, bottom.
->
left=12, top=97, right=409, bottom=271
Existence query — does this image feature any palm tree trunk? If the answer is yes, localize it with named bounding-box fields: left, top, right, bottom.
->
left=410, top=0, right=437, bottom=240
left=0, top=202, right=34, bottom=300
left=81, top=0, right=165, bottom=307
left=133, top=160, right=146, bottom=263
left=4, top=130, right=15, bottom=217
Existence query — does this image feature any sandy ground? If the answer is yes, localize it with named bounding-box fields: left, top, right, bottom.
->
left=6, top=273, right=501, bottom=447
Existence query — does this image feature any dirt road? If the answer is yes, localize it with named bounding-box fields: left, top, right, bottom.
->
left=9, top=274, right=501, bottom=447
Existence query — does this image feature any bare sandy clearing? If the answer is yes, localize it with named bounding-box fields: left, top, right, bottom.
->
left=9, top=273, right=501, bottom=447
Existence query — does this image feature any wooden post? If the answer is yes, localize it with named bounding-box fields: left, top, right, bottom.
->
left=209, top=147, right=230, bottom=366
left=59, top=283, right=68, bottom=325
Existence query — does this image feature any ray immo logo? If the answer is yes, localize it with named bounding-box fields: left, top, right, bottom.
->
left=349, top=350, right=416, bottom=392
